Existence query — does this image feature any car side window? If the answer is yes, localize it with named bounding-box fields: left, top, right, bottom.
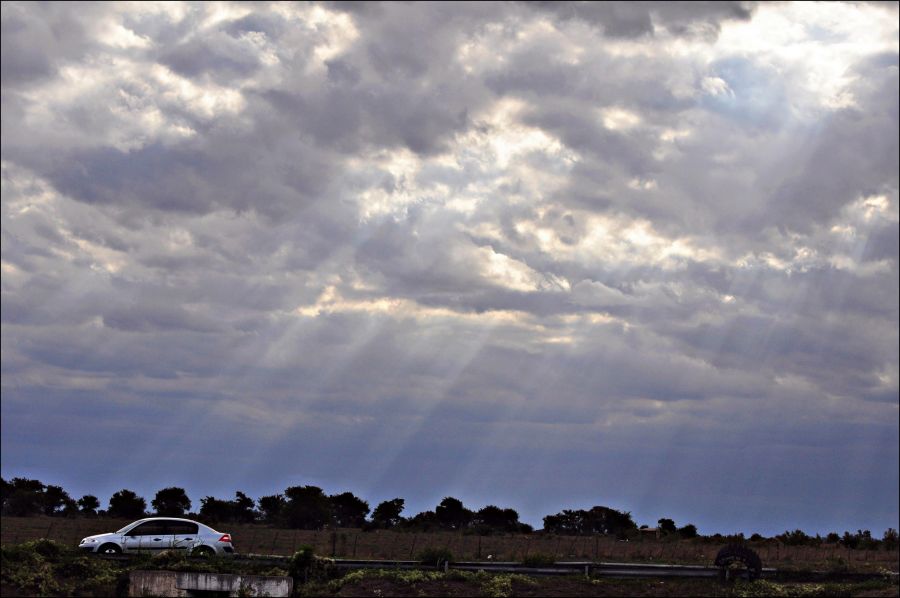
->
left=126, top=522, right=165, bottom=537
left=166, top=521, right=198, bottom=535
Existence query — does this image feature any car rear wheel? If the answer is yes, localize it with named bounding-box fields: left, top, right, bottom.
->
left=192, top=546, right=215, bottom=558
left=98, top=543, right=122, bottom=555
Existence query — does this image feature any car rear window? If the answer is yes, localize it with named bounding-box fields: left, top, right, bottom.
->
left=166, top=521, right=199, bottom=535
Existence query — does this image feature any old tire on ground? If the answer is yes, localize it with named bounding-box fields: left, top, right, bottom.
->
left=192, top=545, right=215, bottom=558
left=98, top=543, right=122, bottom=555
left=715, top=544, right=762, bottom=580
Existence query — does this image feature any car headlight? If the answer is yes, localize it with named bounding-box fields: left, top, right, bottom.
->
left=80, top=538, right=97, bottom=544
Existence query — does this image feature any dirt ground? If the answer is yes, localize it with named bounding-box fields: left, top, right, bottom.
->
left=327, top=577, right=900, bottom=597
left=329, top=578, right=728, bottom=597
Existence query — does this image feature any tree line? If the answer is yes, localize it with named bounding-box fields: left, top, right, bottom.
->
left=1, top=477, right=896, bottom=549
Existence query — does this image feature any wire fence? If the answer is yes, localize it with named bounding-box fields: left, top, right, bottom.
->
left=2, top=517, right=897, bottom=570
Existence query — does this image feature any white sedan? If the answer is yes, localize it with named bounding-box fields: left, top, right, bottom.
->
left=78, top=517, right=235, bottom=557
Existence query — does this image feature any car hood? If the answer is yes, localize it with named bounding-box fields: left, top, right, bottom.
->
left=81, top=532, right=117, bottom=542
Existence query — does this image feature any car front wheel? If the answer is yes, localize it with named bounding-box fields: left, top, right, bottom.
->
left=98, top=543, right=122, bottom=555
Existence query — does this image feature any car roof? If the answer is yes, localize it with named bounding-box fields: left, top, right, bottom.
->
left=128, top=517, right=218, bottom=530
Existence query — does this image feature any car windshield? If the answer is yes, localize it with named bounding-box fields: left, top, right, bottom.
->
left=114, top=523, right=137, bottom=534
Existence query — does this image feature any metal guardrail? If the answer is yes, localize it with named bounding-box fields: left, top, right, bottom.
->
left=98, top=553, right=897, bottom=582
left=233, top=554, right=778, bottom=579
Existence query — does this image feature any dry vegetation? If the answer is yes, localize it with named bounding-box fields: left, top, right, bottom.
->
left=2, top=535, right=898, bottom=598
left=2, top=516, right=897, bottom=573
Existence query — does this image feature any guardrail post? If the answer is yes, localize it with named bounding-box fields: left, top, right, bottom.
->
left=444, top=560, right=449, bottom=573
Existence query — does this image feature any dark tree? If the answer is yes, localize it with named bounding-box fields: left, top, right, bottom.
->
left=108, top=489, right=147, bottom=519
left=678, top=524, right=698, bottom=539
left=198, top=492, right=257, bottom=524
left=371, top=498, right=405, bottom=529
left=151, top=487, right=191, bottom=516
left=543, top=509, right=584, bottom=534
left=283, top=486, right=332, bottom=530
left=329, top=492, right=369, bottom=528
left=199, top=496, right=233, bottom=523
left=407, top=510, right=439, bottom=531
left=435, top=497, right=472, bottom=530
left=10, top=478, right=44, bottom=493
left=883, top=528, right=898, bottom=551
left=777, top=529, right=813, bottom=546
left=585, top=506, right=636, bottom=536
left=543, top=506, right=636, bottom=536
left=232, top=491, right=256, bottom=523
left=0, top=478, right=11, bottom=512
left=658, top=518, right=677, bottom=534
left=474, top=505, right=521, bottom=533
left=78, top=495, right=100, bottom=516
left=257, top=494, right=286, bottom=524
left=42, top=485, right=75, bottom=516
left=4, top=478, right=46, bottom=516
left=841, top=530, right=876, bottom=550
left=841, top=531, right=859, bottom=549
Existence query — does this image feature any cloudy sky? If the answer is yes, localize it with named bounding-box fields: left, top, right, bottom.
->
left=2, top=1, right=898, bottom=536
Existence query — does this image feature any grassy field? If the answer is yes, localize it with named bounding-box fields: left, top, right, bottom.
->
left=2, top=516, right=897, bottom=573
left=2, top=539, right=898, bottom=598
left=311, top=570, right=900, bottom=597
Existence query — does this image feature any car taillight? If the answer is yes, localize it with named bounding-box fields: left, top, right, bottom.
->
left=218, top=534, right=232, bottom=543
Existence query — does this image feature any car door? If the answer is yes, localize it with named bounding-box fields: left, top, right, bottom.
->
left=167, top=520, right=199, bottom=552
left=122, top=522, right=151, bottom=553
left=124, top=521, right=171, bottom=553
left=139, top=521, right=172, bottom=552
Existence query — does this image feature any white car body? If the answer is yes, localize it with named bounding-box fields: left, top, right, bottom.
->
left=78, top=517, right=234, bottom=556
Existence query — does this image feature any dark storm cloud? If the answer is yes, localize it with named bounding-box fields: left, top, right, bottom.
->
left=158, top=33, right=264, bottom=80
left=1, top=1, right=897, bottom=535
left=0, top=2, right=101, bottom=85
left=530, top=1, right=755, bottom=39
left=255, top=2, right=505, bottom=156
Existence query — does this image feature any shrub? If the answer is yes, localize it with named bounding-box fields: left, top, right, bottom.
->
left=289, top=545, right=337, bottom=583
left=883, top=528, right=898, bottom=551
left=150, top=549, right=191, bottom=569
left=481, top=573, right=536, bottom=598
left=825, top=556, right=848, bottom=575
left=521, top=553, right=556, bottom=567
left=0, top=541, right=63, bottom=595
left=775, top=530, right=826, bottom=547
left=28, top=538, right=64, bottom=561
left=289, top=545, right=316, bottom=579
left=57, top=556, right=120, bottom=592
left=418, top=547, right=454, bottom=566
